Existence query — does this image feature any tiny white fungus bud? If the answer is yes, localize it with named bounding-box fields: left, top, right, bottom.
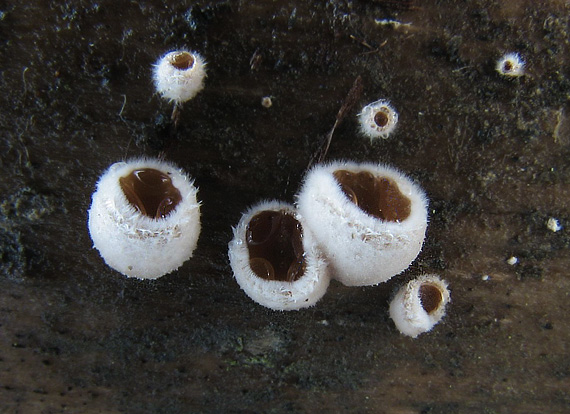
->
left=506, top=256, right=518, bottom=265
left=228, top=200, right=330, bottom=311
left=261, top=96, right=273, bottom=108
left=87, top=159, right=201, bottom=279
left=153, top=50, right=207, bottom=104
left=547, top=217, right=562, bottom=232
left=296, top=161, right=428, bottom=286
left=496, top=52, right=525, bottom=78
left=481, top=274, right=490, bottom=281
left=358, top=99, right=399, bottom=140
left=389, top=274, right=450, bottom=338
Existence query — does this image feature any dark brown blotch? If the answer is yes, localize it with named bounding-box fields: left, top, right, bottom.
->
left=169, top=52, right=195, bottom=70
left=419, top=283, right=442, bottom=314
left=333, top=170, right=411, bottom=221
left=246, top=210, right=306, bottom=282
left=119, top=168, right=182, bottom=219
left=374, top=110, right=389, bottom=127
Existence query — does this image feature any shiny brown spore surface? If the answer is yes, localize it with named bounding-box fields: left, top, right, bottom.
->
left=119, top=168, right=182, bottom=219
left=169, top=51, right=195, bottom=70
left=419, top=283, right=443, bottom=314
left=333, top=170, right=411, bottom=221
left=245, top=210, right=306, bottom=282
left=374, top=110, right=390, bottom=127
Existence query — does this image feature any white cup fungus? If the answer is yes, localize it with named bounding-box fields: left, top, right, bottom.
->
left=87, top=158, right=201, bottom=279
left=153, top=50, right=207, bottom=104
left=358, top=99, right=399, bottom=140
left=296, top=161, right=428, bottom=286
left=389, top=274, right=450, bottom=338
left=496, top=52, right=525, bottom=78
left=228, top=200, right=330, bottom=311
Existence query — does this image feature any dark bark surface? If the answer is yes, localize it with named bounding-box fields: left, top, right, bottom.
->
left=1, top=1, right=569, bottom=413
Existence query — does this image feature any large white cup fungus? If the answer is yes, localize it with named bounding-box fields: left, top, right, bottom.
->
left=88, top=158, right=201, bottom=279
left=296, top=161, right=428, bottom=286
left=228, top=201, right=330, bottom=310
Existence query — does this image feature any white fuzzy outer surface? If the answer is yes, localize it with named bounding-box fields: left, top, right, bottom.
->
left=358, top=99, right=399, bottom=140
left=389, top=274, right=450, bottom=338
left=88, top=159, right=201, bottom=279
left=153, top=50, right=207, bottom=103
left=228, top=200, right=330, bottom=311
left=496, top=52, right=525, bottom=77
left=296, top=161, right=428, bottom=286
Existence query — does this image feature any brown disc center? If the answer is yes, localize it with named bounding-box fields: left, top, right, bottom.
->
left=374, top=110, right=389, bottom=127
left=246, top=210, right=306, bottom=282
left=333, top=170, right=411, bottom=221
left=169, top=52, right=195, bottom=70
left=503, top=61, right=513, bottom=72
left=119, top=168, right=182, bottom=219
left=419, top=283, right=442, bottom=314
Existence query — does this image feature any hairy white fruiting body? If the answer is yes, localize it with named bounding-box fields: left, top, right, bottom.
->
left=228, top=200, right=330, bottom=311
left=389, top=274, right=450, bottom=338
left=88, top=159, right=201, bottom=279
left=496, top=52, right=525, bottom=77
left=153, top=50, right=207, bottom=103
left=296, top=161, right=428, bottom=286
left=358, top=99, right=399, bottom=140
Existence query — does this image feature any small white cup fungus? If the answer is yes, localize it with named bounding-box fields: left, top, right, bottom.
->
left=358, top=99, right=399, bottom=140
left=228, top=200, right=330, bottom=311
left=389, top=274, right=450, bottom=338
left=153, top=50, right=207, bottom=104
left=296, top=161, right=428, bottom=286
left=496, top=52, right=525, bottom=78
left=88, top=158, right=201, bottom=279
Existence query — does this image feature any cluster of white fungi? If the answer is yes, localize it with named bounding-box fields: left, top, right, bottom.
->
left=88, top=46, right=528, bottom=338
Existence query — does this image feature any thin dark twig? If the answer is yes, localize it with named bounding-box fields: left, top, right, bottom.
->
left=307, top=76, right=364, bottom=170
left=350, top=35, right=388, bottom=55
left=171, top=102, right=182, bottom=128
